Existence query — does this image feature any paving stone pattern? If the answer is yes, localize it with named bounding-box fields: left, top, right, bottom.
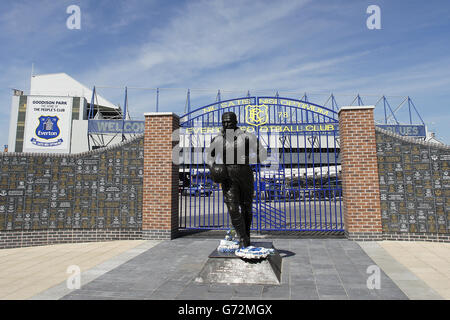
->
left=61, top=239, right=408, bottom=300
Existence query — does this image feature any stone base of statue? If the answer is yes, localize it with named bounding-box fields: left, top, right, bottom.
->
left=195, top=242, right=282, bottom=285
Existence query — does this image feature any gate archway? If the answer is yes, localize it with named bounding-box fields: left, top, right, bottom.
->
left=178, top=96, right=343, bottom=232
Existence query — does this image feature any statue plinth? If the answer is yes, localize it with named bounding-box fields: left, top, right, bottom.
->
left=195, top=242, right=282, bottom=285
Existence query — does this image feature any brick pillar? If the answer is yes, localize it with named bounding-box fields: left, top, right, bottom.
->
left=338, top=106, right=382, bottom=241
left=142, top=112, right=179, bottom=240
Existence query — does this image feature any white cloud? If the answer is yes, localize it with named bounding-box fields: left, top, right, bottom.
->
left=81, top=0, right=313, bottom=85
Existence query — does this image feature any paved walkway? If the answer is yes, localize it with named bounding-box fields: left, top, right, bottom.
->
left=0, top=238, right=447, bottom=300
left=0, top=240, right=159, bottom=300
left=377, top=241, right=449, bottom=299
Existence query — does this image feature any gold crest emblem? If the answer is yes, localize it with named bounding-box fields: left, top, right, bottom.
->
left=246, top=105, right=268, bottom=126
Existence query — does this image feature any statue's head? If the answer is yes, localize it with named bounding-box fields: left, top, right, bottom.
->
left=221, top=112, right=237, bottom=130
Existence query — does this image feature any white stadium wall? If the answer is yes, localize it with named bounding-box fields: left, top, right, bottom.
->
left=70, top=120, right=89, bottom=153
left=7, top=95, right=20, bottom=152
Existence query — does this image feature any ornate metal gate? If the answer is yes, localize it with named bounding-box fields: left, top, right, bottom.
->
left=178, top=96, right=343, bottom=232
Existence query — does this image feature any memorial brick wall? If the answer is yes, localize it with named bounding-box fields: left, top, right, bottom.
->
left=376, top=128, right=450, bottom=242
left=0, top=134, right=144, bottom=248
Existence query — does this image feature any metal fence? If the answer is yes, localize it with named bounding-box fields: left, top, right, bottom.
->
left=178, top=96, right=343, bottom=232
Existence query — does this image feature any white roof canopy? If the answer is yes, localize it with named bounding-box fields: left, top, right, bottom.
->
left=30, top=73, right=118, bottom=110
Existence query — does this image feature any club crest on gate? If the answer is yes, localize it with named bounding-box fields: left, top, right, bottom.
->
left=246, top=104, right=268, bottom=127
left=35, top=116, right=60, bottom=140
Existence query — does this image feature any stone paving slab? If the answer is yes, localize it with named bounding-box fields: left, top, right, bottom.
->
left=29, top=240, right=161, bottom=300
left=58, top=238, right=412, bottom=300
left=359, top=241, right=448, bottom=300
left=0, top=240, right=158, bottom=300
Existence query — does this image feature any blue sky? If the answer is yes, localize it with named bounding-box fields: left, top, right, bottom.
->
left=1, top=0, right=450, bottom=148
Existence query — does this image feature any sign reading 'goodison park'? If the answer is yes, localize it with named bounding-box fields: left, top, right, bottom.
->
left=23, top=96, right=73, bottom=153
left=88, top=120, right=145, bottom=134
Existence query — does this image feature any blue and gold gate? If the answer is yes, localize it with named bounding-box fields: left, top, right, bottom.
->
left=178, top=96, right=343, bottom=232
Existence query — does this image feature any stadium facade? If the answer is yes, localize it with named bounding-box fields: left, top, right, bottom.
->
left=8, top=73, right=124, bottom=154
left=7, top=73, right=439, bottom=158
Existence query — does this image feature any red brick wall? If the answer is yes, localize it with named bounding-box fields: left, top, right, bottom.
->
left=339, top=107, right=382, bottom=239
left=143, top=113, right=179, bottom=239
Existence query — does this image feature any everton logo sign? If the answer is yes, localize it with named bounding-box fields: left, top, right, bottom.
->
left=245, top=105, right=269, bottom=127
left=36, top=116, right=60, bottom=139
left=31, top=116, right=63, bottom=147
